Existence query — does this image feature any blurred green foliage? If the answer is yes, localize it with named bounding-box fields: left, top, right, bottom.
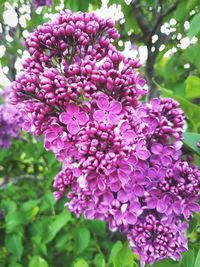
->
left=0, top=0, right=200, bottom=266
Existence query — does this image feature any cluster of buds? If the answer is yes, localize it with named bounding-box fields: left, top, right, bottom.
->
left=11, top=10, right=200, bottom=267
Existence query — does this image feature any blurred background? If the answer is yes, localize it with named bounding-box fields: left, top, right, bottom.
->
left=0, top=0, right=200, bottom=266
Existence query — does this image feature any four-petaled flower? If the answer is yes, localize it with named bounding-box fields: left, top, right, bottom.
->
left=59, top=103, right=89, bottom=135
left=93, top=96, right=122, bottom=124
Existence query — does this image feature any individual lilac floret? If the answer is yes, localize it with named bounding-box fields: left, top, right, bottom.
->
left=10, top=9, right=200, bottom=267
left=93, top=96, right=122, bottom=124
left=59, top=103, right=89, bottom=135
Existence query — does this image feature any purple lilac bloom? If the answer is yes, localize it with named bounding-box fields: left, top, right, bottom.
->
left=33, top=0, right=52, bottom=8
left=10, top=10, right=200, bottom=267
left=0, top=88, right=23, bottom=148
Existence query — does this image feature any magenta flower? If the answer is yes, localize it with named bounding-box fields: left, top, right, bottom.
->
left=93, top=96, right=122, bottom=124
left=10, top=9, right=200, bottom=267
left=59, top=103, right=89, bottom=135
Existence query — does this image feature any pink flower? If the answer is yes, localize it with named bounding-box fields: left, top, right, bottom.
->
left=59, top=103, right=89, bottom=135
left=93, top=96, right=122, bottom=124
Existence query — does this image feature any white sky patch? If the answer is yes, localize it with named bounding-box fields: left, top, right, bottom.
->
left=0, top=46, right=6, bottom=58
left=19, top=14, right=29, bottom=28
left=96, top=0, right=123, bottom=21
left=152, top=34, right=158, bottom=44
left=164, top=47, right=178, bottom=58
left=138, top=46, right=148, bottom=63
left=159, top=44, right=165, bottom=51
left=169, top=18, right=176, bottom=26
left=123, top=41, right=138, bottom=58
left=0, top=67, right=11, bottom=87
left=179, top=37, right=190, bottom=49
left=3, top=3, right=18, bottom=28
left=184, top=21, right=190, bottom=31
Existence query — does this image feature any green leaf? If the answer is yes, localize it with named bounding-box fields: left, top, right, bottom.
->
left=86, top=220, right=106, bottom=237
left=182, top=249, right=195, bottom=267
left=175, top=1, right=187, bottom=22
left=186, top=0, right=199, bottom=11
left=0, top=148, right=7, bottom=162
left=113, top=242, right=134, bottom=267
left=74, top=228, right=90, bottom=255
left=67, top=0, right=78, bottom=11
left=44, top=211, right=71, bottom=243
left=94, top=254, right=106, bottom=267
left=160, top=87, right=200, bottom=131
left=150, top=259, right=181, bottom=267
left=183, top=132, right=200, bottom=156
left=5, top=233, right=23, bottom=261
left=29, top=256, right=48, bottom=267
left=188, top=13, right=200, bottom=38
left=78, top=0, right=89, bottom=11
left=185, top=76, right=200, bottom=99
left=109, top=241, right=123, bottom=263
left=181, top=44, right=200, bottom=72
left=121, top=3, right=140, bottom=34
left=6, top=211, right=26, bottom=232
left=194, top=250, right=200, bottom=267
left=74, top=259, right=89, bottom=267
left=8, top=264, right=23, bottom=267
left=22, top=199, right=40, bottom=211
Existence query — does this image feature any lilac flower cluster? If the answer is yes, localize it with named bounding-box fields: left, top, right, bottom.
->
left=32, top=0, right=52, bottom=8
left=0, top=88, right=23, bottom=148
left=11, top=10, right=200, bottom=267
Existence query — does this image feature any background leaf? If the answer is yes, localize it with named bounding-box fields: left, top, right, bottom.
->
left=183, top=132, right=200, bottom=156
left=113, top=242, right=134, bottom=267
left=74, top=228, right=90, bottom=255
left=188, top=13, right=200, bottom=38
left=185, top=76, right=200, bottom=100
left=28, top=256, right=49, bottom=267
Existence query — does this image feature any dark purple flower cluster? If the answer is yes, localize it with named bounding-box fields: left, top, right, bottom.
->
left=32, top=0, right=52, bottom=8
left=11, top=10, right=200, bottom=267
left=0, top=88, right=23, bottom=148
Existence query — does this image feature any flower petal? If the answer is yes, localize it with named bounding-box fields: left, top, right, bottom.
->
left=151, top=143, right=163, bottom=154
left=156, top=200, right=167, bottom=213
left=93, top=110, right=106, bottom=122
left=97, top=96, right=109, bottom=110
left=137, top=149, right=150, bottom=160
left=66, top=103, right=79, bottom=115
left=120, top=164, right=132, bottom=174
left=110, top=181, right=121, bottom=192
left=146, top=197, right=157, bottom=208
left=109, top=100, right=122, bottom=114
left=117, top=190, right=129, bottom=203
left=107, top=113, right=120, bottom=124
left=126, top=212, right=137, bottom=225
left=59, top=112, right=72, bottom=125
left=67, top=121, right=80, bottom=135
left=118, top=169, right=129, bottom=183
left=123, top=130, right=135, bottom=142
left=133, top=184, right=144, bottom=197
left=188, top=203, right=200, bottom=212
left=163, top=146, right=174, bottom=155
left=161, top=155, right=172, bottom=165
left=77, top=112, right=89, bottom=125
left=130, top=201, right=141, bottom=212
